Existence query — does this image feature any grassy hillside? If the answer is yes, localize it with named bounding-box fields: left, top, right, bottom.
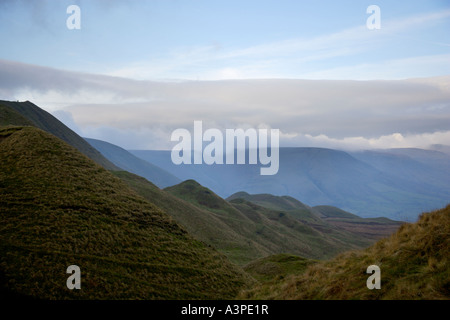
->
left=229, top=192, right=403, bottom=241
left=86, top=138, right=181, bottom=188
left=0, top=126, right=252, bottom=299
left=0, top=104, right=35, bottom=127
left=239, top=253, right=317, bottom=299
left=227, top=191, right=321, bottom=223
left=113, top=171, right=270, bottom=266
left=116, top=174, right=377, bottom=266
left=164, top=180, right=379, bottom=264
left=0, top=100, right=118, bottom=170
left=243, top=254, right=317, bottom=283
left=313, top=205, right=403, bottom=240
left=240, top=205, right=450, bottom=300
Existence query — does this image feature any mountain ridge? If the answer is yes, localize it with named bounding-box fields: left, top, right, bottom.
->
left=0, top=100, right=119, bottom=170
left=86, top=137, right=180, bottom=188
left=131, top=147, right=450, bottom=220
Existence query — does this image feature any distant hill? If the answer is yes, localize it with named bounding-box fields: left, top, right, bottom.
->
left=430, top=144, right=450, bottom=156
left=227, top=191, right=324, bottom=224
left=240, top=205, right=450, bottom=300
left=229, top=192, right=403, bottom=241
left=86, top=138, right=180, bottom=188
left=131, top=148, right=450, bottom=221
left=163, top=180, right=384, bottom=264
left=312, top=205, right=403, bottom=240
left=0, top=126, right=251, bottom=299
left=0, top=100, right=118, bottom=170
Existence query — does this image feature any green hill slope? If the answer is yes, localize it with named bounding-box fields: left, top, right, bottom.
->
left=0, top=126, right=251, bottom=299
left=0, top=104, right=35, bottom=127
left=113, top=171, right=270, bottom=266
left=240, top=205, right=450, bottom=300
left=313, top=205, right=403, bottom=240
left=229, top=192, right=403, bottom=241
left=164, top=180, right=378, bottom=264
left=0, top=100, right=118, bottom=170
left=227, top=191, right=323, bottom=224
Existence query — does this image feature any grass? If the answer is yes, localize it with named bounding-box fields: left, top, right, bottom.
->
left=0, top=126, right=253, bottom=299
left=239, top=205, right=450, bottom=300
left=238, top=253, right=317, bottom=299
left=163, top=180, right=386, bottom=264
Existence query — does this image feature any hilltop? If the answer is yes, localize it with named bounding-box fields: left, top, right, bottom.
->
left=0, top=100, right=118, bottom=170
left=0, top=126, right=252, bottom=299
left=239, top=205, right=450, bottom=300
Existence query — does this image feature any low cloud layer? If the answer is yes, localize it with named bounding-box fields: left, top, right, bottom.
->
left=1, top=59, right=449, bottom=150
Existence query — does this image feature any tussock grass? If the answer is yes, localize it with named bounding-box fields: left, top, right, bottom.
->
left=240, top=205, right=449, bottom=300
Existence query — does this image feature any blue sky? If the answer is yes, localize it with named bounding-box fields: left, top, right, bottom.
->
left=1, top=0, right=449, bottom=80
left=0, top=0, right=449, bottom=150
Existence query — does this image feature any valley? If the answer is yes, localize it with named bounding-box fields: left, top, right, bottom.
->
left=0, top=100, right=448, bottom=300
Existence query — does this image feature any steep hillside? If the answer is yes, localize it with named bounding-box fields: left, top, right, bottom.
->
left=0, top=104, right=35, bottom=127
left=0, top=126, right=251, bottom=299
left=0, top=100, right=118, bottom=170
left=86, top=138, right=180, bottom=188
left=240, top=205, right=450, bottom=300
left=113, top=171, right=270, bottom=266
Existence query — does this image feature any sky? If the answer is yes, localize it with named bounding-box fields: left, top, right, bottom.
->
left=0, top=0, right=449, bottom=150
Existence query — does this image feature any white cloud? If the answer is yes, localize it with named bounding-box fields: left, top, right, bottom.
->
left=281, top=131, right=450, bottom=151
left=2, top=59, right=450, bottom=150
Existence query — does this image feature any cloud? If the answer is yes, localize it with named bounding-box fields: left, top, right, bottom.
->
left=1, top=59, right=449, bottom=150
left=280, top=131, right=450, bottom=151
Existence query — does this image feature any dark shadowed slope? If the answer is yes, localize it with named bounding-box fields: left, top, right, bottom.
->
left=0, top=126, right=251, bottom=299
left=86, top=138, right=180, bottom=188
left=0, top=100, right=118, bottom=170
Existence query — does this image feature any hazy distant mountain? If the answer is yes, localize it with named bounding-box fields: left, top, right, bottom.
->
left=131, top=147, right=450, bottom=221
left=0, top=100, right=119, bottom=170
left=430, top=144, right=450, bottom=156
left=350, top=149, right=450, bottom=193
left=85, top=138, right=180, bottom=188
